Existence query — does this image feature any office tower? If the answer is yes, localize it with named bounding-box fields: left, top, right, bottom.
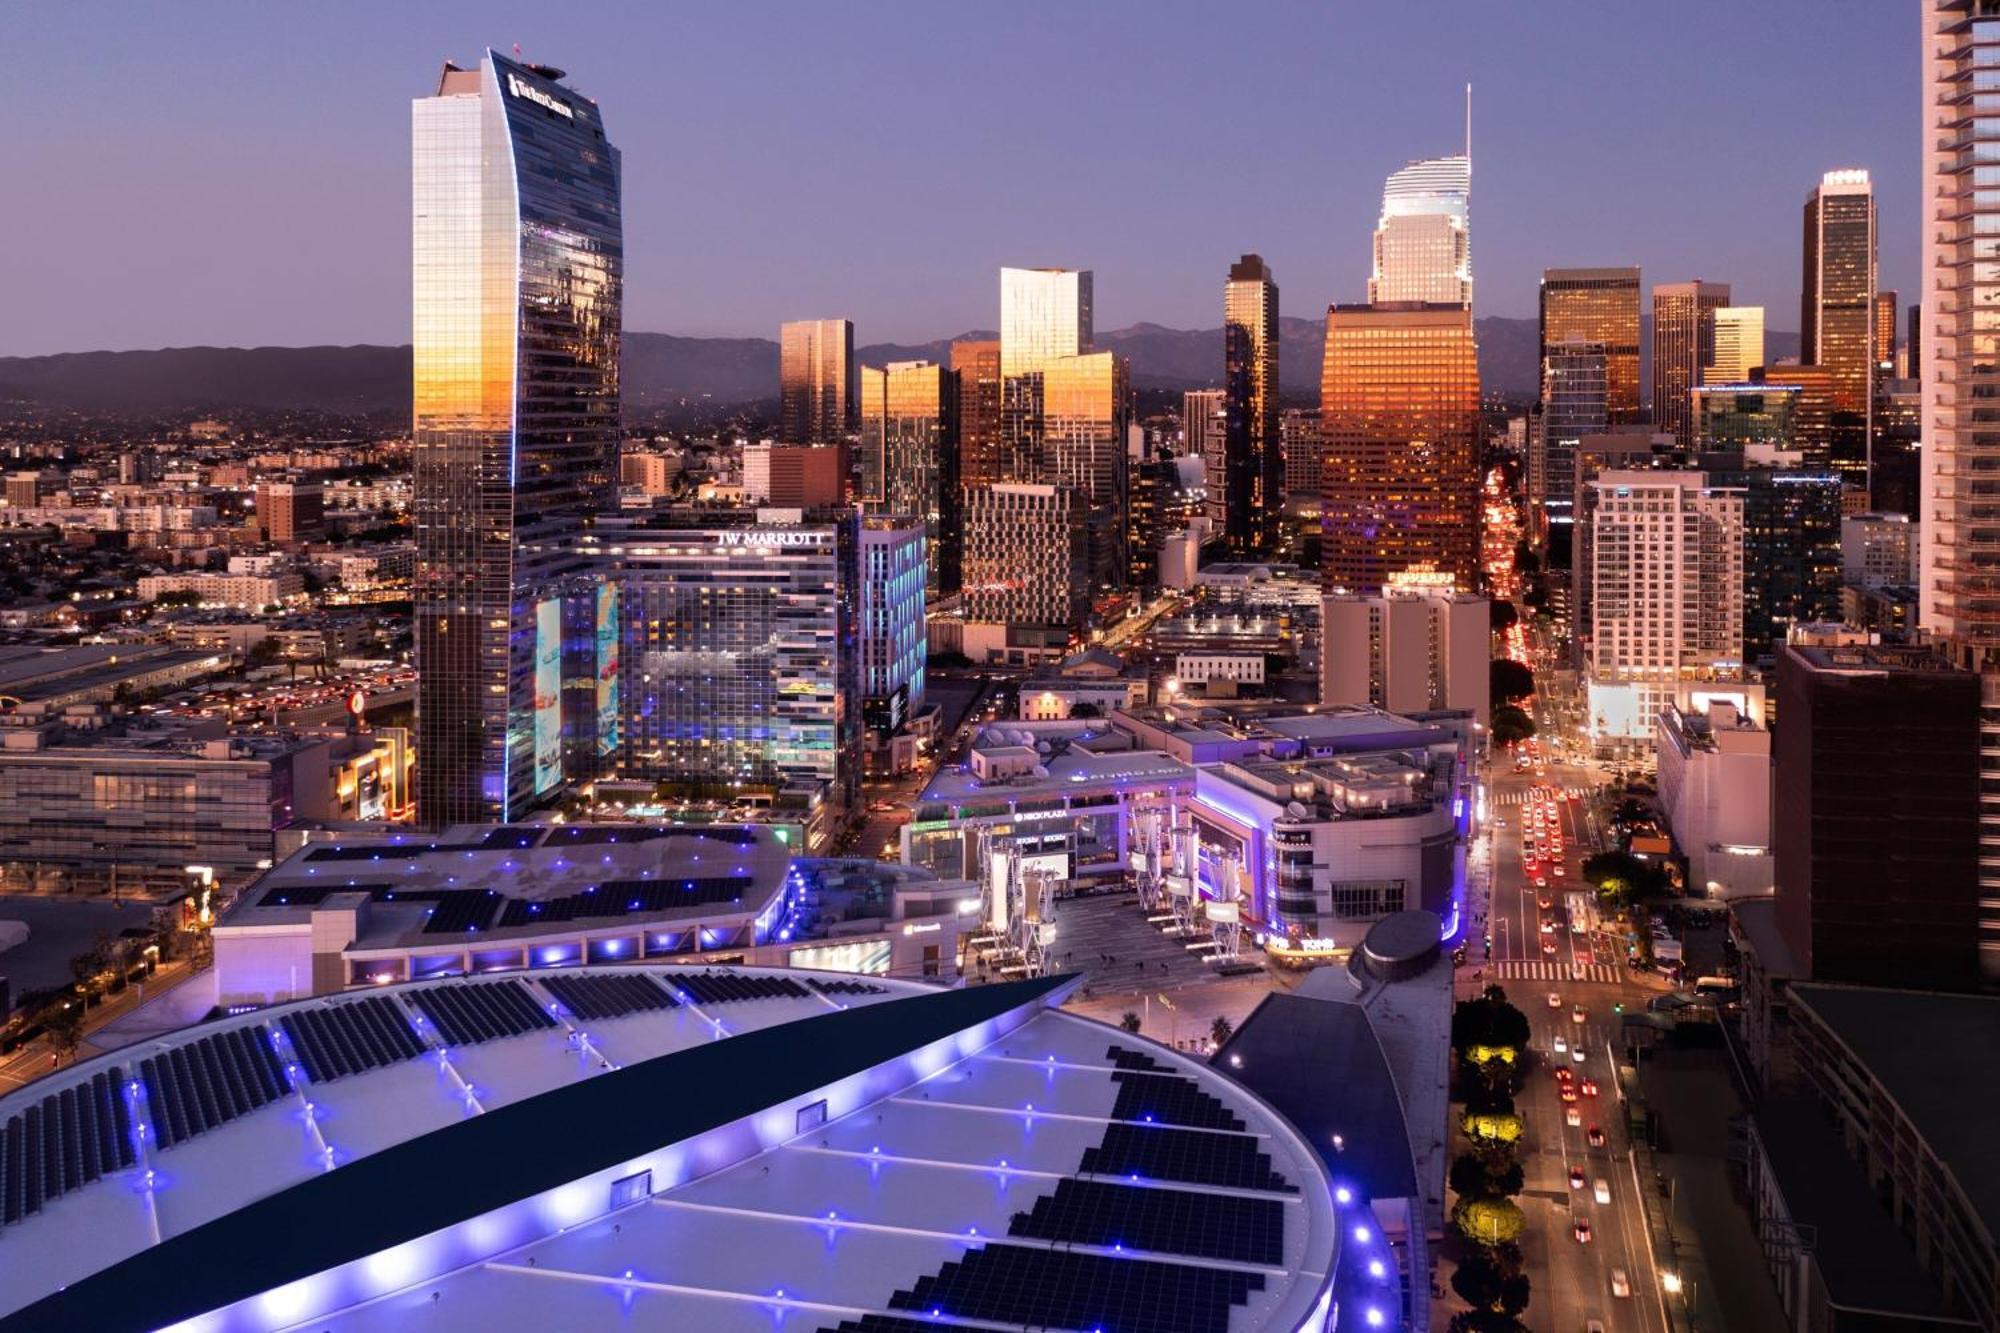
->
left=1926, top=6, right=2000, bottom=983
left=1907, top=302, right=1921, bottom=382
left=860, top=361, right=960, bottom=592
left=1696, top=453, right=1843, bottom=663
left=1707, top=307, right=1766, bottom=384
left=1870, top=380, right=1921, bottom=516
left=1842, top=512, right=1918, bottom=590
left=1321, top=580, right=1491, bottom=723
left=1042, top=350, right=1130, bottom=590
left=412, top=53, right=621, bottom=827
left=1183, top=389, right=1226, bottom=459
left=1531, top=342, right=1608, bottom=561
left=1221, top=254, right=1281, bottom=553
left=1651, top=281, right=1730, bottom=447
left=1801, top=169, right=1877, bottom=419
left=1369, top=155, right=1472, bottom=305
left=766, top=445, right=848, bottom=507
left=591, top=509, right=860, bottom=814
left=1693, top=384, right=1799, bottom=453
left=1129, top=456, right=1206, bottom=588
left=1584, top=471, right=1744, bottom=746
left=999, top=268, right=1092, bottom=378
left=779, top=319, right=857, bottom=445
left=1873, top=289, right=1899, bottom=375
left=1774, top=641, right=1980, bottom=991
left=1539, top=267, right=1641, bottom=422
left=256, top=479, right=324, bottom=543
left=1319, top=302, right=1481, bottom=593
left=951, top=339, right=1004, bottom=487
left=1281, top=408, right=1322, bottom=516
left=1570, top=431, right=1683, bottom=652
left=857, top=516, right=927, bottom=739
left=960, top=483, right=1091, bottom=663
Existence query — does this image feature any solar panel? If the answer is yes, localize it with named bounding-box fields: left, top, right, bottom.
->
left=1080, top=1123, right=1296, bottom=1195
left=668, top=971, right=810, bottom=1006
left=815, top=1318, right=948, bottom=1333
left=280, top=998, right=427, bottom=1082
left=138, top=1033, right=287, bottom=1152
left=807, top=977, right=888, bottom=997
left=407, top=980, right=559, bottom=1046
left=1109, top=1070, right=1247, bottom=1132
left=1009, top=1177, right=1285, bottom=1266
left=1105, top=1042, right=1171, bottom=1073
left=888, top=1243, right=1263, bottom=1333
left=489, top=875, right=754, bottom=929
left=540, top=973, right=678, bottom=1023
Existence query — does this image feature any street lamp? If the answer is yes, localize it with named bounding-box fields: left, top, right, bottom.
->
left=1661, top=1272, right=1683, bottom=1296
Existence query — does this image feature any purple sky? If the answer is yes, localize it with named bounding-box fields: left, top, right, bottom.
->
left=3, top=1, right=1916, bottom=357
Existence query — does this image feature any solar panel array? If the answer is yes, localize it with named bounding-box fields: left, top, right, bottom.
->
left=279, top=998, right=428, bottom=1082
left=887, top=1244, right=1263, bottom=1333
left=669, top=972, right=811, bottom=1006
left=1080, top=1122, right=1297, bottom=1195
left=1109, top=1069, right=1247, bottom=1132
left=540, top=973, right=679, bottom=1022
left=1, top=1066, right=134, bottom=1225
left=1106, top=1042, right=1170, bottom=1072
left=817, top=1319, right=947, bottom=1333
left=807, top=977, right=887, bottom=997
left=1010, top=1177, right=1285, bottom=1266
left=541, top=825, right=759, bottom=848
left=407, top=980, right=559, bottom=1046
left=490, top=876, right=754, bottom=929
left=140, top=1030, right=288, bottom=1151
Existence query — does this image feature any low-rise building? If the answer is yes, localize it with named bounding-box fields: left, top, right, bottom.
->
left=1655, top=689, right=1772, bottom=899
left=1322, top=581, right=1490, bottom=725
left=137, top=571, right=304, bottom=609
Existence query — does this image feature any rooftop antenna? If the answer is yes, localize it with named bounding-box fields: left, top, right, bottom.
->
left=1464, top=82, right=1472, bottom=176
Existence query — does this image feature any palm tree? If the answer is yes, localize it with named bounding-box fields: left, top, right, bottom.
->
left=1119, top=1011, right=1142, bottom=1034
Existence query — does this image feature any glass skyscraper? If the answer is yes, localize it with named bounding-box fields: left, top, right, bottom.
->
left=1539, top=267, right=1640, bottom=423
left=1801, top=170, right=1878, bottom=417
left=1222, top=254, right=1281, bottom=554
left=779, top=319, right=857, bottom=446
left=860, top=360, right=960, bottom=593
left=1369, top=155, right=1472, bottom=306
left=1651, top=280, right=1730, bottom=448
left=412, top=53, right=621, bottom=827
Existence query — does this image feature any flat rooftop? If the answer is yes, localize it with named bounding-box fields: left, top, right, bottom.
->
left=922, top=742, right=1194, bottom=807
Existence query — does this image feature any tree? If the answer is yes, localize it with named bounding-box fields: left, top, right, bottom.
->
left=1209, top=1016, right=1233, bottom=1048
left=1490, top=705, right=1536, bottom=747
left=1447, top=1310, right=1527, bottom=1333
left=1489, top=600, right=1518, bottom=632
left=1452, top=1195, right=1526, bottom=1245
left=1119, top=1011, right=1142, bottom=1034
left=1490, top=658, right=1535, bottom=703
left=1068, top=702, right=1102, bottom=719
left=41, top=996, right=84, bottom=1065
left=1582, top=850, right=1671, bottom=905
left=1512, top=541, right=1541, bottom=577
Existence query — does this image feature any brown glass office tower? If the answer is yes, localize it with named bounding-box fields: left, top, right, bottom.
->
left=1650, top=280, right=1730, bottom=448
left=1319, top=302, right=1480, bottom=592
left=1539, top=267, right=1640, bottom=423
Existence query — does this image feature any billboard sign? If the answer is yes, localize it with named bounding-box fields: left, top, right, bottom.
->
left=533, top=597, right=562, bottom=795
left=595, top=582, right=620, bottom=756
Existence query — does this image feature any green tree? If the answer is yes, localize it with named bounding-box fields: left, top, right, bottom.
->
left=1582, top=850, right=1671, bottom=904
left=1489, top=600, right=1519, bottom=632
left=1490, top=705, right=1536, bottom=747
left=1490, top=658, right=1535, bottom=703
left=41, top=995, right=84, bottom=1065
left=1209, top=1015, right=1233, bottom=1048
left=1119, top=1011, right=1142, bottom=1034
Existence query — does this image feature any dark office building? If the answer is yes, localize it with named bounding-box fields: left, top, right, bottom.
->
left=1774, top=642, right=1982, bottom=991
left=1222, top=254, right=1280, bottom=554
left=1698, top=455, right=1843, bottom=664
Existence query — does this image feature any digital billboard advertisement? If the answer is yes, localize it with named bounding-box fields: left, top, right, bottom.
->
left=533, top=596, right=562, bottom=795
left=595, top=582, right=621, bottom=756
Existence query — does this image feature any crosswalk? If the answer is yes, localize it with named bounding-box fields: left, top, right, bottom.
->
left=1492, top=786, right=1595, bottom=807
left=1491, top=959, right=1625, bottom=985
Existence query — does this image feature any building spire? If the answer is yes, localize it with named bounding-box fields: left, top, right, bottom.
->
left=1464, top=82, right=1472, bottom=178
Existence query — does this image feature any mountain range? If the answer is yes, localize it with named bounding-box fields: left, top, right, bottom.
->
left=0, top=317, right=1798, bottom=417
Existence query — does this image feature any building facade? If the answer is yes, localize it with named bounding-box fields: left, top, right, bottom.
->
left=857, top=516, right=926, bottom=740
left=1651, top=280, right=1731, bottom=448
left=950, top=339, right=1005, bottom=488
left=960, top=483, right=1090, bottom=664
left=1842, top=511, right=1918, bottom=590
left=1531, top=341, right=1608, bottom=557
left=1321, top=582, right=1491, bottom=725
left=1707, top=306, right=1766, bottom=384
left=1539, top=266, right=1641, bottom=423
left=1319, top=302, right=1481, bottom=594
left=1221, top=254, right=1281, bottom=553
left=1656, top=693, right=1772, bottom=900
left=1280, top=408, right=1322, bottom=515
left=1801, top=170, right=1878, bottom=420
left=412, top=53, right=621, bottom=826
left=779, top=318, right=857, bottom=446
left=1369, top=155, right=1472, bottom=306
left=859, top=360, right=960, bottom=592
left=1041, top=350, right=1130, bottom=591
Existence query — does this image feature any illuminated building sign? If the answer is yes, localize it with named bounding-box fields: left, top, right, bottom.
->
left=717, top=529, right=827, bottom=548
left=505, top=72, right=574, bottom=119
left=595, top=582, right=620, bottom=757
left=533, top=597, right=562, bottom=795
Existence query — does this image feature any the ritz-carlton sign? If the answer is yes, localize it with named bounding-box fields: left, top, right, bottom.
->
left=506, top=72, right=574, bottom=119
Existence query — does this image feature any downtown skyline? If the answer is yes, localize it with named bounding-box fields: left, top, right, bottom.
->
left=4, top=0, right=1917, bottom=358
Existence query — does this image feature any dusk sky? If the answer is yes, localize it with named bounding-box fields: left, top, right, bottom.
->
left=5, top=1, right=1916, bottom=358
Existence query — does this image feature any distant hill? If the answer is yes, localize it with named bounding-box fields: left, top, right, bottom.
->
left=0, top=317, right=1802, bottom=416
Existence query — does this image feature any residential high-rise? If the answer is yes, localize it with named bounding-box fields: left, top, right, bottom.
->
left=1320, top=303, right=1481, bottom=593
left=1697, top=451, right=1844, bottom=664
left=1801, top=170, right=1877, bottom=419
left=412, top=53, right=621, bottom=826
left=1538, top=267, right=1641, bottom=422
left=1841, top=512, right=1918, bottom=591
left=1183, top=389, right=1226, bottom=461
left=779, top=319, right=857, bottom=445
left=256, top=479, right=324, bottom=544
left=1221, top=254, right=1281, bottom=553
left=1924, top=6, right=2000, bottom=984
left=1707, top=306, right=1766, bottom=384
left=1321, top=579, right=1491, bottom=723
left=1531, top=341, right=1607, bottom=561
left=1584, top=471, right=1744, bottom=747
left=1042, top=350, right=1130, bottom=590
left=860, top=361, right=960, bottom=592
left=1873, top=289, right=1899, bottom=376
left=857, top=516, right=927, bottom=740
left=1569, top=431, right=1683, bottom=653
left=1650, top=280, right=1730, bottom=447
left=1280, top=408, right=1322, bottom=517
left=950, top=339, right=1004, bottom=487
left=960, top=483, right=1090, bottom=664
left=1774, top=641, right=1981, bottom=991
left=1369, top=155, right=1472, bottom=306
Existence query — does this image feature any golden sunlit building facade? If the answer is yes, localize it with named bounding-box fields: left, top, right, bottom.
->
left=1651, top=280, right=1731, bottom=448
left=1708, top=306, right=1766, bottom=385
left=780, top=318, right=857, bottom=446
left=1801, top=169, right=1878, bottom=419
left=1319, top=302, right=1480, bottom=593
left=1221, top=253, right=1281, bottom=553
left=1539, top=267, right=1640, bottom=423
left=861, top=360, right=961, bottom=593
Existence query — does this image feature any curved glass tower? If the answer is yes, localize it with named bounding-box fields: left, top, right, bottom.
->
left=412, top=52, right=622, bottom=826
left=1369, top=155, right=1471, bottom=306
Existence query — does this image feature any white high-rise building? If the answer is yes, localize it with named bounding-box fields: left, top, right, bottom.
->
left=1706, top=306, right=1766, bottom=384
left=1584, top=471, right=1745, bottom=747
left=1841, top=511, right=1917, bottom=590
left=1321, top=578, right=1490, bottom=724
left=1369, top=154, right=1471, bottom=306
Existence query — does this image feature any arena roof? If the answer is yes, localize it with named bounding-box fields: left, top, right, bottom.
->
left=0, top=967, right=1338, bottom=1333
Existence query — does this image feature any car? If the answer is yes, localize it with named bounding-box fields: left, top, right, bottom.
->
left=1572, top=1045, right=1587, bottom=1064
left=1573, top=1218, right=1593, bottom=1244
left=1586, top=1124, right=1606, bottom=1148
left=1538, top=895, right=1553, bottom=910
left=1568, top=1167, right=1585, bottom=1190
left=1541, top=920, right=1555, bottom=935
left=1572, top=1005, right=1586, bottom=1024
left=1552, top=1035, right=1568, bottom=1055
left=1581, top=1078, right=1599, bottom=1097
left=1565, top=1105, right=1582, bottom=1127
left=1543, top=941, right=1557, bottom=955
left=1593, top=1177, right=1611, bottom=1204
left=1553, top=864, right=1567, bottom=878
left=1610, top=1268, right=1630, bottom=1298
left=1547, top=992, right=1562, bottom=1009
left=1554, top=1064, right=1574, bottom=1081
left=1560, top=1083, right=1578, bottom=1103
left=1534, top=876, right=1549, bottom=888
